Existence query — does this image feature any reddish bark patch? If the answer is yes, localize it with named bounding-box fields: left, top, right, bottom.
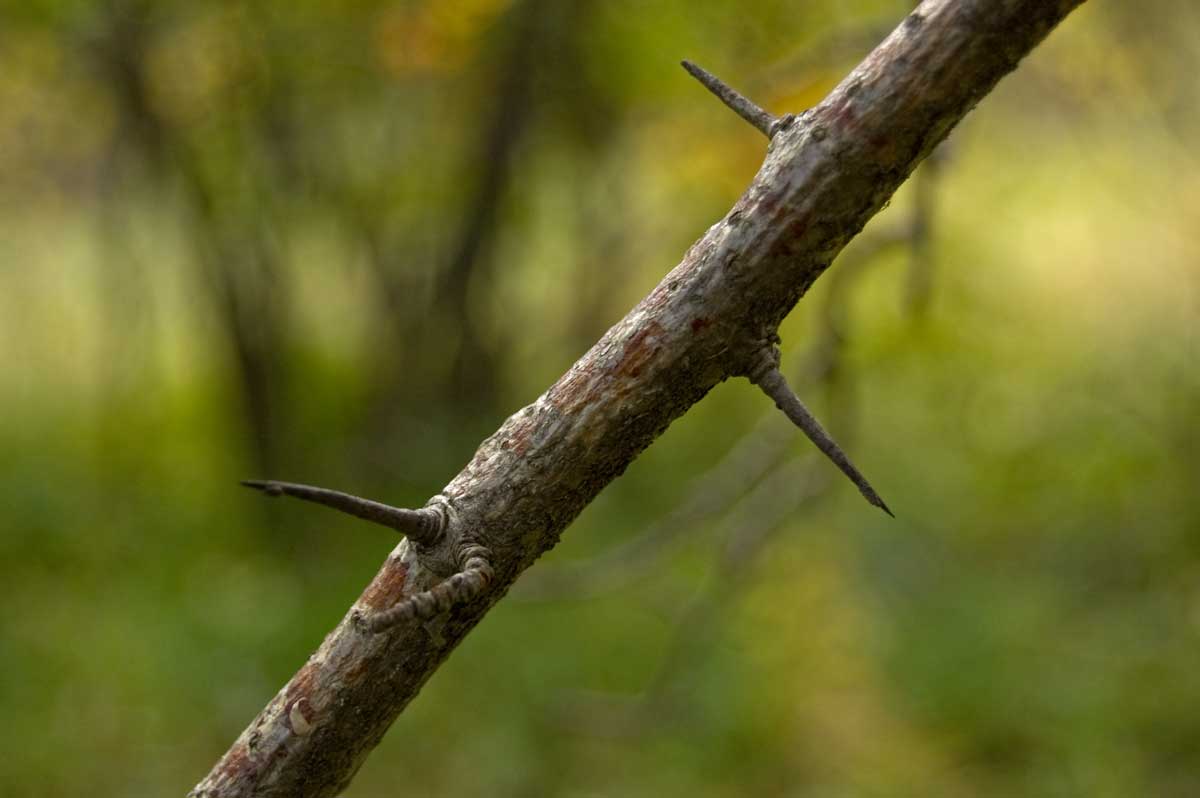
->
left=501, top=411, right=536, bottom=456
left=772, top=214, right=810, bottom=257
left=547, top=363, right=595, bottom=413
left=642, top=283, right=671, bottom=312
left=869, top=132, right=900, bottom=166
left=759, top=190, right=781, bottom=215
left=616, top=321, right=663, bottom=379
left=343, top=656, right=371, bottom=684
left=827, top=97, right=859, bottom=133
left=690, top=317, right=712, bottom=333
left=216, top=742, right=255, bottom=783
left=360, top=558, right=410, bottom=611
left=786, top=215, right=809, bottom=240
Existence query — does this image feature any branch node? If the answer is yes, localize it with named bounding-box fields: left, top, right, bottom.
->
left=744, top=346, right=893, bottom=517
left=681, top=60, right=777, bottom=138
left=240, top=480, right=446, bottom=546
left=358, top=544, right=495, bottom=633
left=769, top=112, right=798, bottom=138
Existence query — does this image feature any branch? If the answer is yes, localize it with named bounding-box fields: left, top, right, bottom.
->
left=518, top=219, right=914, bottom=600
left=514, top=403, right=792, bottom=602
left=191, top=2, right=1086, bottom=795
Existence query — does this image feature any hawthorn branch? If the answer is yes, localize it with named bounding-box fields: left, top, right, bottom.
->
left=191, top=2, right=1086, bottom=795
left=515, top=409, right=792, bottom=601
left=518, top=217, right=915, bottom=601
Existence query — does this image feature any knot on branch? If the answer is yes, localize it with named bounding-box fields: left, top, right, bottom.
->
left=743, top=340, right=783, bottom=385
left=357, top=542, right=495, bottom=633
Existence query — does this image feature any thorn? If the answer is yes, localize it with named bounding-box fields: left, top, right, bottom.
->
left=747, top=355, right=893, bottom=517
left=241, top=479, right=282, bottom=496
left=240, top=479, right=445, bottom=545
left=681, top=60, right=777, bottom=138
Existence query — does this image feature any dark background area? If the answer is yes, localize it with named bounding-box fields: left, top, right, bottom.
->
left=1, top=1, right=1197, bottom=795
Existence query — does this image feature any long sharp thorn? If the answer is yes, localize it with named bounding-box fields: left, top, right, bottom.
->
left=752, top=370, right=894, bottom=517
left=681, top=60, right=777, bottom=138
left=240, top=480, right=442, bottom=544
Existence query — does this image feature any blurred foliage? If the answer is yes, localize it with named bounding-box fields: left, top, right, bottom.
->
left=1, top=0, right=1198, bottom=796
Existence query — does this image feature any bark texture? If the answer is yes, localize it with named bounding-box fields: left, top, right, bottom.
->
left=191, top=1, right=1086, bottom=795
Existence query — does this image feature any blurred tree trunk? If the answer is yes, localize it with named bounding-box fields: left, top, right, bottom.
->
left=92, top=1, right=289, bottom=477
left=191, top=1, right=1087, bottom=796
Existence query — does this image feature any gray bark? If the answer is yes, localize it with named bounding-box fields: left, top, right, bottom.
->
left=190, top=1, right=1087, bottom=795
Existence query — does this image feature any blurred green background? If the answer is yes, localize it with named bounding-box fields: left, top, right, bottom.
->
left=1, top=1, right=1197, bottom=796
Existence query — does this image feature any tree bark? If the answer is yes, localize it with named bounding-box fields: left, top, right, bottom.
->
left=190, top=1, right=1086, bottom=795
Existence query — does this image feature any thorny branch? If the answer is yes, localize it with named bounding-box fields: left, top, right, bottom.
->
left=682, top=64, right=892, bottom=513
left=519, top=219, right=923, bottom=603
left=240, top=481, right=494, bottom=633
left=192, top=2, right=1086, bottom=795
left=542, top=216, right=926, bottom=727
left=536, top=157, right=937, bottom=720
left=552, top=235, right=954, bottom=739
